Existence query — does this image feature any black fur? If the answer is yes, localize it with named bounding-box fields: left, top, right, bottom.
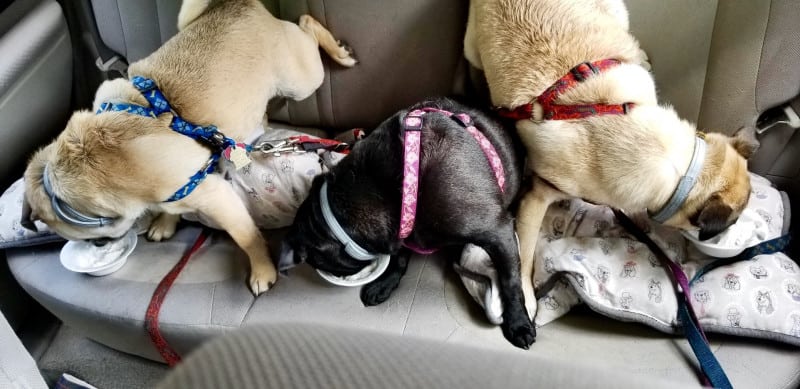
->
left=283, top=97, right=535, bottom=348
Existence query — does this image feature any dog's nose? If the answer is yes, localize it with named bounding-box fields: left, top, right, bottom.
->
left=90, top=238, right=111, bottom=247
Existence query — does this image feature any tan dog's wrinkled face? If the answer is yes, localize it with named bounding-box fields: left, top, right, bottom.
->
left=666, top=127, right=760, bottom=240
left=20, top=113, right=144, bottom=242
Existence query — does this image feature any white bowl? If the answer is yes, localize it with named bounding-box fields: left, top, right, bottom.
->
left=316, top=254, right=391, bottom=287
left=681, top=230, right=747, bottom=258
left=60, top=229, right=138, bottom=276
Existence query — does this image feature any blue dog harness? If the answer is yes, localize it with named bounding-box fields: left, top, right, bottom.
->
left=96, top=76, right=246, bottom=202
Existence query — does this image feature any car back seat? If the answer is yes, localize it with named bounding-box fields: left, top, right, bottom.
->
left=7, top=1, right=800, bottom=387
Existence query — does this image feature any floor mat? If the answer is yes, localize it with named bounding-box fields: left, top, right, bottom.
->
left=37, top=325, right=168, bottom=389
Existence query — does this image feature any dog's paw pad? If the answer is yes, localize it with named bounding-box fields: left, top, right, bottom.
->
left=146, top=215, right=178, bottom=242
left=333, top=40, right=358, bottom=67
left=502, top=317, right=536, bottom=349
left=360, top=282, right=393, bottom=306
left=249, top=268, right=277, bottom=296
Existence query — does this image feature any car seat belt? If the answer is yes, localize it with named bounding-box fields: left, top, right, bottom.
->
left=757, top=95, right=800, bottom=134
left=75, top=0, right=128, bottom=79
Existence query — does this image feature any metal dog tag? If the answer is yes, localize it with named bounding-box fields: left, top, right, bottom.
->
left=225, top=145, right=251, bottom=170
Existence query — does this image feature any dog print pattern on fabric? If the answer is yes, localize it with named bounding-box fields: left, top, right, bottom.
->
left=694, top=290, right=711, bottom=315
left=756, top=290, right=776, bottom=315
left=727, top=307, right=742, bottom=327
left=456, top=173, right=800, bottom=345
left=790, top=314, right=800, bottom=337
left=648, top=279, right=663, bottom=303
left=787, top=282, right=800, bottom=302
left=723, top=274, right=741, bottom=291
left=778, top=257, right=798, bottom=274
left=620, top=292, right=633, bottom=309
left=621, top=261, right=637, bottom=278
left=751, top=265, right=769, bottom=280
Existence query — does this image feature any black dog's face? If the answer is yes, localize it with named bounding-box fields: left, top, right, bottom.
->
left=280, top=178, right=372, bottom=277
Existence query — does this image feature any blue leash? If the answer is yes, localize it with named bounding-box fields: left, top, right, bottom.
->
left=690, top=234, right=791, bottom=284
left=612, top=211, right=791, bottom=388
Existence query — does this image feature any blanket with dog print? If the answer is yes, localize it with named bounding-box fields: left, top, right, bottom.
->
left=458, top=173, right=800, bottom=346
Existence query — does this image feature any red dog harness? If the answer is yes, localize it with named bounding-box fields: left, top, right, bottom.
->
left=496, top=59, right=635, bottom=121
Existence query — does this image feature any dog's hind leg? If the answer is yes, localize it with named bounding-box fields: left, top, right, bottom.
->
left=515, top=176, right=566, bottom=321
left=360, top=249, right=412, bottom=306
left=298, top=15, right=358, bottom=67
left=475, top=218, right=536, bottom=349
left=178, top=175, right=277, bottom=296
left=146, top=212, right=180, bottom=242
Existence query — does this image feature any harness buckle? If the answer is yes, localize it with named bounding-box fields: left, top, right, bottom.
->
left=403, top=115, right=424, bottom=131
left=208, top=132, right=227, bottom=149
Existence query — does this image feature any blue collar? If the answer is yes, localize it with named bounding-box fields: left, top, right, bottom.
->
left=96, top=76, right=243, bottom=202
left=42, top=164, right=116, bottom=228
left=650, top=137, right=707, bottom=223
left=319, top=181, right=379, bottom=261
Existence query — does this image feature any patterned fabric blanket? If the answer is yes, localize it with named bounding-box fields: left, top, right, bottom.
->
left=458, top=174, right=800, bottom=345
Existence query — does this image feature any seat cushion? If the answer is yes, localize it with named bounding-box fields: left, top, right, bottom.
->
left=7, top=224, right=800, bottom=388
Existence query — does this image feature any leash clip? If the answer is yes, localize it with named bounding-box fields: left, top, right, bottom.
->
left=255, top=138, right=303, bottom=156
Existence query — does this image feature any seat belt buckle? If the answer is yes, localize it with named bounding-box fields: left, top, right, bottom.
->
left=95, top=55, right=129, bottom=78
left=756, top=104, right=800, bottom=134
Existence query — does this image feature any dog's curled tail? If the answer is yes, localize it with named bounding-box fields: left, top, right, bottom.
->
left=178, top=0, right=212, bottom=31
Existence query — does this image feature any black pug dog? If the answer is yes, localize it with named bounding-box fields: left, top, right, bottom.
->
left=281, top=97, right=535, bottom=349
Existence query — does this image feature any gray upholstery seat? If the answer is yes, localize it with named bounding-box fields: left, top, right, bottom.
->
left=6, top=1, right=800, bottom=388
left=10, top=228, right=800, bottom=387
left=0, top=310, right=47, bottom=389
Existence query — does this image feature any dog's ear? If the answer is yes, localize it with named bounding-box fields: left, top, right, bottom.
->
left=692, top=194, right=733, bottom=241
left=20, top=196, right=38, bottom=232
left=729, top=126, right=760, bottom=159
left=278, top=241, right=304, bottom=272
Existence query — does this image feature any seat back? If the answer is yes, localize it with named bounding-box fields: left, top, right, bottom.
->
left=90, top=0, right=468, bottom=129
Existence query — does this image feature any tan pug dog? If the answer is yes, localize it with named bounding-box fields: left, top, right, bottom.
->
left=21, top=0, right=356, bottom=295
left=464, top=0, right=759, bottom=318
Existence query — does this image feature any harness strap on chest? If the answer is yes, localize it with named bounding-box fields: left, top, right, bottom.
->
left=496, top=59, right=634, bottom=121
left=97, top=76, right=242, bottom=202
left=398, top=108, right=506, bottom=239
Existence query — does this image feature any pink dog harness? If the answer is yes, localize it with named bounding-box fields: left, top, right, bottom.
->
left=398, top=108, right=507, bottom=244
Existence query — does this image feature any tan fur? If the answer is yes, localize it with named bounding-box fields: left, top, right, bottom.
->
left=22, top=0, right=356, bottom=295
left=465, top=0, right=757, bottom=319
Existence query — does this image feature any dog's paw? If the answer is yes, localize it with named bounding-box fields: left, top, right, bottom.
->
left=360, top=281, right=394, bottom=306
left=146, top=213, right=179, bottom=242
left=249, top=265, right=277, bottom=296
left=332, top=40, right=358, bottom=67
left=501, top=314, right=536, bottom=349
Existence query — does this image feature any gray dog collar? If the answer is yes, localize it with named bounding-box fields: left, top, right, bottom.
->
left=319, top=181, right=378, bottom=261
left=650, top=137, right=707, bottom=223
left=42, top=164, right=116, bottom=228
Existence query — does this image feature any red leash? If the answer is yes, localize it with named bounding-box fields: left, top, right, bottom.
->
left=144, top=229, right=210, bottom=366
